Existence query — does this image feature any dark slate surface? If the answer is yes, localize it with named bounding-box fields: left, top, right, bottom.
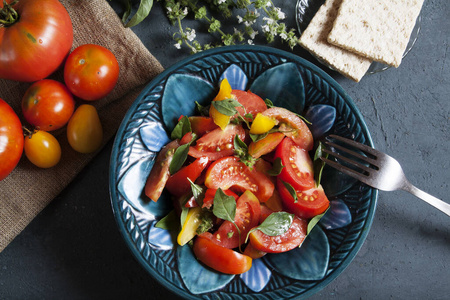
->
left=1, top=1, right=449, bottom=299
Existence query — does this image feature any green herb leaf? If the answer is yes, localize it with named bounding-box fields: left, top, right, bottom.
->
left=212, top=188, right=236, bottom=223
left=124, top=0, right=154, bottom=28
left=264, top=98, right=274, bottom=108
left=188, top=178, right=205, bottom=207
left=171, top=115, right=192, bottom=140
left=196, top=211, right=214, bottom=235
left=121, top=0, right=132, bottom=24
left=233, top=134, right=257, bottom=167
left=169, top=143, right=190, bottom=175
left=155, top=210, right=180, bottom=231
left=267, top=157, right=284, bottom=176
left=195, top=101, right=210, bottom=116
left=250, top=132, right=268, bottom=142
left=212, top=98, right=242, bottom=116
left=307, top=208, right=328, bottom=235
left=281, top=180, right=298, bottom=203
left=313, top=141, right=328, bottom=187
left=180, top=206, right=189, bottom=229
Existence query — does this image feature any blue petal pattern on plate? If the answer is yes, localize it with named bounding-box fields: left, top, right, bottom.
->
left=320, top=200, right=352, bottom=230
left=305, top=104, right=336, bottom=139
left=240, top=258, right=272, bottom=292
left=250, top=62, right=306, bottom=113
left=220, top=64, right=248, bottom=90
left=110, top=45, right=377, bottom=300
left=147, top=221, right=175, bottom=250
left=265, top=226, right=330, bottom=281
left=140, top=122, right=170, bottom=152
left=177, top=245, right=234, bottom=294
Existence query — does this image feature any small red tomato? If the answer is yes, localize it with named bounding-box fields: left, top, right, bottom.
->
left=64, top=44, right=119, bottom=101
left=24, top=130, right=61, bottom=168
left=22, top=79, right=75, bottom=131
left=0, top=99, right=23, bottom=181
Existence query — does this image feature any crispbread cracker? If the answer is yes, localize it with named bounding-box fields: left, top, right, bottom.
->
left=327, top=0, right=424, bottom=67
left=298, top=0, right=372, bottom=82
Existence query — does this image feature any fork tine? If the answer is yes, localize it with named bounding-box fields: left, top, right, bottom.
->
left=324, top=140, right=379, bottom=167
left=322, top=148, right=375, bottom=175
left=320, top=157, right=371, bottom=186
left=328, top=134, right=378, bottom=157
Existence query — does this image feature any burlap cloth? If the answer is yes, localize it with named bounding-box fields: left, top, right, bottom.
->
left=0, top=0, right=164, bottom=252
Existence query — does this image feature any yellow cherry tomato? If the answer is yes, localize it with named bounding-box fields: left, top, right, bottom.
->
left=210, top=79, right=232, bottom=130
left=67, top=104, right=103, bottom=153
left=177, top=206, right=203, bottom=246
left=24, top=130, right=61, bottom=168
left=249, top=113, right=276, bottom=134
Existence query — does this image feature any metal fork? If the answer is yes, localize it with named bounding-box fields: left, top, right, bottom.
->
left=321, top=134, right=450, bottom=216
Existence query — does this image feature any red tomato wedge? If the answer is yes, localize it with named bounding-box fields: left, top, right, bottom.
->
left=249, top=214, right=308, bottom=253
left=202, top=190, right=261, bottom=249
left=262, top=107, right=313, bottom=150
left=144, top=140, right=179, bottom=202
left=189, top=116, right=218, bottom=136
left=248, top=132, right=284, bottom=158
left=205, top=156, right=274, bottom=202
left=277, top=180, right=330, bottom=219
left=202, top=188, right=239, bottom=209
left=193, top=235, right=252, bottom=275
left=275, top=137, right=315, bottom=191
left=188, top=124, right=246, bottom=161
left=165, top=157, right=209, bottom=197
left=232, top=89, right=267, bottom=120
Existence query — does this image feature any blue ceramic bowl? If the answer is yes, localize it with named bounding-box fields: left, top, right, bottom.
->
left=109, top=45, right=377, bottom=299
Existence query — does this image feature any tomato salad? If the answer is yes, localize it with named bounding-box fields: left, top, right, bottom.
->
left=145, top=79, right=330, bottom=275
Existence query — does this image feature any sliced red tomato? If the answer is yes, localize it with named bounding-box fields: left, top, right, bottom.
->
left=243, top=242, right=266, bottom=259
left=144, top=140, right=179, bottom=202
left=248, top=132, right=284, bottom=158
left=201, top=190, right=261, bottom=249
left=189, top=116, right=218, bottom=136
left=193, top=235, right=252, bottom=275
left=165, top=157, right=209, bottom=197
left=232, top=89, right=267, bottom=120
left=275, top=137, right=314, bottom=191
left=277, top=180, right=330, bottom=219
left=249, top=214, right=308, bottom=253
left=205, top=156, right=274, bottom=202
left=202, top=188, right=239, bottom=209
left=179, top=131, right=195, bottom=145
left=262, top=107, right=313, bottom=150
left=188, top=124, right=246, bottom=161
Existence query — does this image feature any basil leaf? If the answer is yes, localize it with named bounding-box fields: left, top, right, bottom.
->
left=124, top=0, right=154, bottom=28
left=234, top=134, right=256, bottom=167
left=188, top=178, right=205, bottom=207
left=155, top=210, right=179, bottom=231
left=212, top=98, right=242, bottom=116
left=264, top=98, right=274, bottom=108
left=307, top=208, right=328, bottom=235
left=246, top=212, right=294, bottom=243
left=121, top=0, right=132, bottom=24
left=169, top=143, right=190, bottom=174
left=180, top=206, right=189, bottom=229
left=250, top=132, right=268, bottom=142
left=212, top=188, right=236, bottom=223
left=313, top=141, right=328, bottom=187
left=281, top=180, right=298, bottom=203
left=171, top=115, right=192, bottom=140
left=267, top=157, right=284, bottom=176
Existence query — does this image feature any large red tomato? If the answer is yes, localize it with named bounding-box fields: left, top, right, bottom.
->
left=0, top=0, right=73, bottom=82
left=0, top=99, right=23, bottom=181
left=22, top=79, right=75, bottom=131
left=64, top=44, right=120, bottom=101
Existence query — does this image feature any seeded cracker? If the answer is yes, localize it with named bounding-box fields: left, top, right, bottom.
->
left=327, top=0, right=424, bottom=68
left=298, top=0, right=372, bottom=82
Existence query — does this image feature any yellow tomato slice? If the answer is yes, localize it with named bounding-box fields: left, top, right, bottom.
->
left=177, top=206, right=203, bottom=246
left=210, top=79, right=232, bottom=130
left=249, top=113, right=276, bottom=134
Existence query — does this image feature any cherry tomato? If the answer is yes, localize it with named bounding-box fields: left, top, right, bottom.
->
left=205, top=156, right=274, bottom=202
left=275, top=137, right=315, bottom=191
left=22, top=79, right=75, bottom=131
left=262, top=107, right=313, bottom=150
left=0, top=99, right=23, bottom=181
left=188, top=124, right=247, bottom=161
left=232, top=89, right=267, bottom=121
left=248, top=132, right=284, bottom=158
left=277, top=180, right=330, bottom=219
left=0, top=0, right=73, bottom=82
left=201, top=190, right=261, bottom=249
left=165, top=157, right=210, bottom=197
left=66, top=104, right=103, bottom=154
left=24, top=130, right=61, bottom=168
left=193, top=235, right=252, bottom=275
left=64, top=44, right=119, bottom=101
left=249, top=214, right=307, bottom=253
left=144, top=140, right=179, bottom=202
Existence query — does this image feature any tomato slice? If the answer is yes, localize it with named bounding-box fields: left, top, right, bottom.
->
left=248, top=132, right=284, bottom=158
left=188, top=124, right=247, bottom=161
left=277, top=180, right=330, bottom=219
left=232, top=89, right=267, bottom=120
left=249, top=214, right=308, bottom=253
left=189, top=116, right=218, bottom=136
left=144, top=140, right=179, bottom=202
left=201, top=190, right=261, bottom=249
left=243, top=242, right=266, bottom=259
left=275, top=137, right=315, bottom=191
left=205, top=156, right=274, bottom=202
left=193, top=235, right=252, bottom=275
left=202, top=188, right=239, bottom=209
left=262, top=107, right=313, bottom=150
left=165, top=156, right=210, bottom=197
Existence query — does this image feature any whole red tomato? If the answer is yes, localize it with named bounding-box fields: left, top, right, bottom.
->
left=64, top=44, right=120, bottom=101
left=0, top=0, right=73, bottom=82
left=22, top=79, right=75, bottom=131
left=0, top=99, right=23, bottom=181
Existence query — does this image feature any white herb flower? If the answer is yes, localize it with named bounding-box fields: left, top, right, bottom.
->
left=218, top=0, right=226, bottom=4
left=237, top=15, right=243, bottom=23
left=183, top=7, right=188, bottom=16
left=186, top=29, right=196, bottom=41
left=263, top=17, right=274, bottom=25
left=280, top=32, right=288, bottom=40
left=261, top=24, right=270, bottom=33
left=276, top=8, right=285, bottom=19
left=174, top=43, right=181, bottom=49
left=248, top=39, right=254, bottom=45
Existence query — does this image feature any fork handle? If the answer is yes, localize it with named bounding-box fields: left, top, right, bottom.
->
left=403, top=183, right=450, bottom=216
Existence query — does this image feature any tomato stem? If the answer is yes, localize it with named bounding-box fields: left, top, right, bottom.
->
left=0, top=0, right=20, bottom=27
